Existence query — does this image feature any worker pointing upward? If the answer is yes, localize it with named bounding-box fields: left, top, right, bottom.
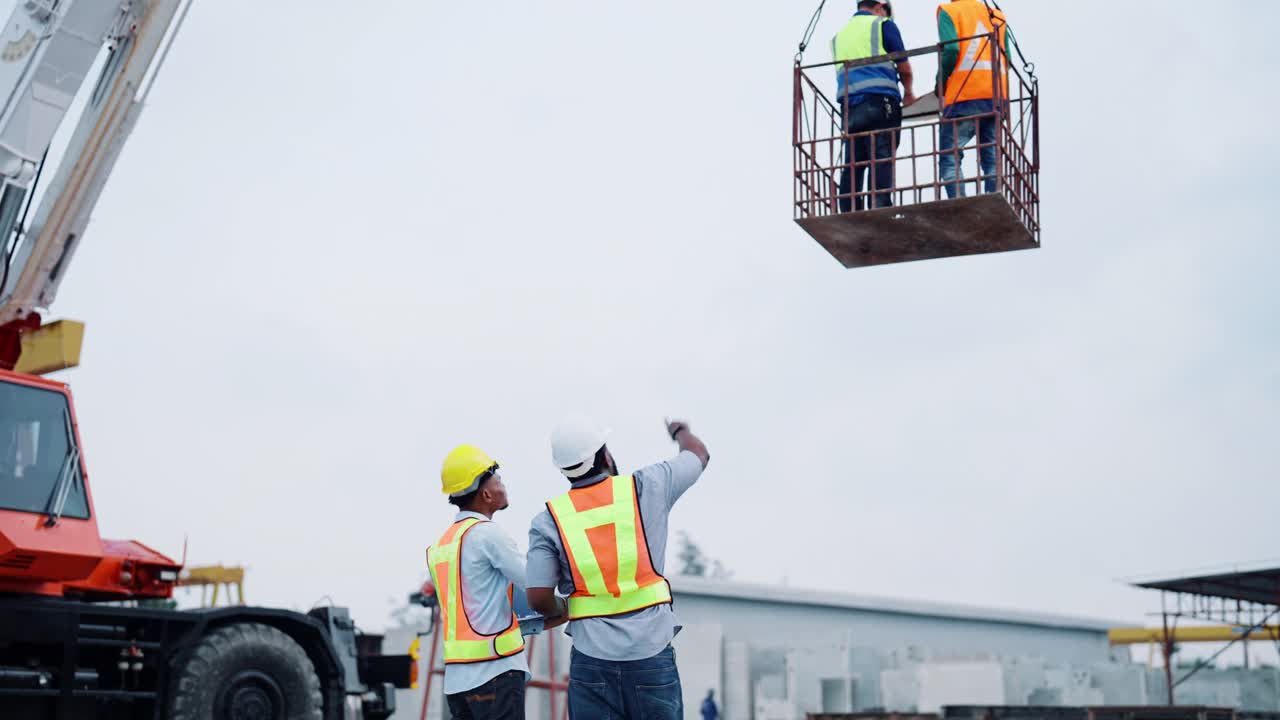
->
left=428, top=445, right=530, bottom=719
left=526, top=415, right=710, bottom=720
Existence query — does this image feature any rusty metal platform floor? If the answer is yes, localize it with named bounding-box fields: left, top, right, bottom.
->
left=796, top=194, right=1038, bottom=269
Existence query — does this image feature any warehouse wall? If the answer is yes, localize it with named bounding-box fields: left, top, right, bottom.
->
left=672, top=591, right=1119, bottom=667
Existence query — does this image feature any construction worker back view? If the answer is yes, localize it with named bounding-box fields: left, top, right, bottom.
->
left=526, top=415, right=711, bottom=720
left=832, top=0, right=915, bottom=212
left=428, top=445, right=530, bottom=719
left=936, top=0, right=1012, bottom=198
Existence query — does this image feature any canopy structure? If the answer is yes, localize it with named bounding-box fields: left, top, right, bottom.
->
left=1136, top=567, right=1280, bottom=609
left=1127, top=566, right=1280, bottom=705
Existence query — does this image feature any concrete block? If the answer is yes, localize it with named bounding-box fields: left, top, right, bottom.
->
left=1089, top=663, right=1149, bottom=705
left=820, top=677, right=855, bottom=713
left=756, top=673, right=786, bottom=701
left=755, top=699, right=799, bottom=720
left=1001, top=656, right=1049, bottom=705
left=916, top=660, right=1006, bottom=713
left=1237, top=667, right=1280, bottom=711
left=881, top=667, right=922, bottom=712
left=724, top=640, right=752, bottom=720
left=786, top=645, right=846, bottom=714
left=1028, top=687, right=1064, bottom=705
left=1174, top=668, right=1243, bottom=708
left=847, top=646, right=884, bottom=710
left=674, top=623, right=724, bottom=720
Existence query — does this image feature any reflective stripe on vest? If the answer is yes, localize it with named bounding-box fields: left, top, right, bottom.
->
left=940, top=1, right=1009, bottom=107
left=546, top=475, right=673, bottom=620
left=426, top=517, right=526, bottom=664
left=831, top=15, right=898, bottom=100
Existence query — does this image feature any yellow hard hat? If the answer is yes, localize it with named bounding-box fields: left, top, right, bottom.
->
left=441, top=444, right=499, bottom=496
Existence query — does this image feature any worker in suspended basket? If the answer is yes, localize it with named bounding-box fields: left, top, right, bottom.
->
left=526, top=414, right=711, bottom=720
left=428, top=445, right=531, bottom=719
left=832, top=0, right=916, bottom=212
left=937, top=0, right=1013, bottom=198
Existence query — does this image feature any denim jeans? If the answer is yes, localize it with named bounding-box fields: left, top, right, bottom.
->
left=938, top=110, right=997, bottom=199
left=568, top=646, right=683, bottom=720
left=839, top=95, right=902, bottom=212
left=446, top=670, right=527, bottom=720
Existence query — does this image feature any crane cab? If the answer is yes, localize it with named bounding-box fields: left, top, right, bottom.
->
left=793, top=34, right=1039, bottom=268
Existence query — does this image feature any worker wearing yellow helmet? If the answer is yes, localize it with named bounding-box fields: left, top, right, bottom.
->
left=427, top=444, right=530, bottom=718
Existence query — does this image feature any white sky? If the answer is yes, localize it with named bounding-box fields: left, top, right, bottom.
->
left=10, top=0, right=1277, bottom=663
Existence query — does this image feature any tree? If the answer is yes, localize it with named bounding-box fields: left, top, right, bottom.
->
left=677, top=532, right=707, bottom=577
left=676, top=532, right=732, bottom=580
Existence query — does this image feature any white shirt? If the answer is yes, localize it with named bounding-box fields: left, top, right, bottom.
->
left=439, top=511, right=530, bottom=695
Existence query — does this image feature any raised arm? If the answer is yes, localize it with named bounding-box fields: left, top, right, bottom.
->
left=666, top=419, right=710, bottom=468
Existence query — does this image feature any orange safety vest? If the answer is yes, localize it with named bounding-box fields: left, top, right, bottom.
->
left=546, top=475, right=673, bottom=620
left=939, top=0, right=1009, bottom=107
left=426, top=518, right=526, bottom=664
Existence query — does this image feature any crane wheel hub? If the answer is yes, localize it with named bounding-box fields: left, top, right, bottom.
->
left=219, top=670, right=284, bottom=720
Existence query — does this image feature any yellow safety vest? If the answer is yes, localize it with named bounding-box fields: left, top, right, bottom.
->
left=832, top=14, right=899, bottom=101
left=426, top=517, right=526, bottom=664
left=546, top=475, right=672, bottom=620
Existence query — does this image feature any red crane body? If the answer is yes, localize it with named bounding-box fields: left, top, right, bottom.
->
left=0, top=367, right=181, bottom=600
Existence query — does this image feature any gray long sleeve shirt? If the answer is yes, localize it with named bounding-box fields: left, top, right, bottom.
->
left=526, top=451, right=705, bottom=661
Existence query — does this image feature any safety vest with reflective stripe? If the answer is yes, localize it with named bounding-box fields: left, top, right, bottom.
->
left=832, top=14, right=899, bottom=102
left=546, top=475, right=672, bottom=620
left=939, top=0, right=1009, bottom=107
left=426, top=517, right=526, bottom=665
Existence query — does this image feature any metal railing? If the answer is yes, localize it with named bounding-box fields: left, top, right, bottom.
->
left=793, top=33, right=1039, bottom=242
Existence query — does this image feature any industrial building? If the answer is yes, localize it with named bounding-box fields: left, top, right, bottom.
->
left=387, top=575, right=1280, bottom=718
left=665, top=577, right=1279, bottom=717
left=669, top=576, right=1126, bottom=716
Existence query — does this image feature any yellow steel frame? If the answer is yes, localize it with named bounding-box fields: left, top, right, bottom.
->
left=178, top=565, right=246, bottom=608
left=1109, top=625, right=1280, bottom=645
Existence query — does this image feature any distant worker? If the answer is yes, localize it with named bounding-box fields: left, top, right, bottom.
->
left=526, top=414, right=710, bottom=720
left=702, top=689, right=721, bottom=720
left=937, top=0, right=1012, bottom=198
left=833, top=0, right=915, bottom=212
left=428, top=445, right=529, bottom=719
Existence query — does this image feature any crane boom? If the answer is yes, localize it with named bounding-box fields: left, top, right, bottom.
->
left=0, top=0, right=191, bottom=371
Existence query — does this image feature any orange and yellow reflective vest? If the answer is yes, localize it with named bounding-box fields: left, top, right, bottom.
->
left=426, top=517, right=526, bottom=664
left=938, top=0, right=1010, bottom=107
left=546, top=475, right=672, bottom=620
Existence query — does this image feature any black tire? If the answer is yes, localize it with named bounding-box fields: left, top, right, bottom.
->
left=169, top=622, right=323, bottom=720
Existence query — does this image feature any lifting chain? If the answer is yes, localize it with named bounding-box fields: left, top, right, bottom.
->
left=982, top=0, right=1038, bottom=88
left=795, top=0, right=828, bottom=65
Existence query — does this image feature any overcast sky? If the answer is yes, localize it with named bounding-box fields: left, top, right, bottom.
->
left=13, top=0, right=1276, bottom=648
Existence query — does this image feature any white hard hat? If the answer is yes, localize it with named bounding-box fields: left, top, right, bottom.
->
left=550, top=414, right=609, bottom=479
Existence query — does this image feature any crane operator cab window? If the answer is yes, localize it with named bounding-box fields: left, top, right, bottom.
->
left=0, top=381, right=89, bottom=520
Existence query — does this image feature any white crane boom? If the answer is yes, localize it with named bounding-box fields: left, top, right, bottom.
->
left=0, top=0, right=191, bottom=331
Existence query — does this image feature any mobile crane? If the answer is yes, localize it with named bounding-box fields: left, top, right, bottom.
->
left=0, top=2, right=412, bottom=718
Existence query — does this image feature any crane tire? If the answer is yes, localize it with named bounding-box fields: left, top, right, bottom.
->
left=169, top=622, right=323, bottom=720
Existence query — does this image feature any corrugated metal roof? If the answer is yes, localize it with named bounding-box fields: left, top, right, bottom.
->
left=670, top=576, right=1126, bottom=632
left=1133, top=566, right=1280, bottom=607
